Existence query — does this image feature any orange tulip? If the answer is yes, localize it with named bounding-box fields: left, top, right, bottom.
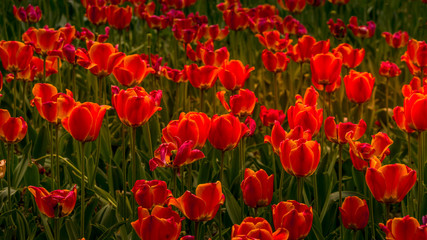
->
left=324, top=117, right=366, bottom=144
left=76, top=42, right=125, bottom=78
left=382, top=31, right=409, bottom=49
left=28, top=185, right=77, bottom=218
left=259, top=106, right=286, bottom=127
left=232, top=217, right=289, bottom=240
left=218, top=60, right=255, bottom=91
left=344, top=70, right=375, bottom=104
left=131, top=179, right=172, bottom=209
left=347, top=16, right=376, bottom=39
left=184, top=64, right=219, bottom=90
left=31, top=83, right=76, bottom=124
left=277, top=0, right=306, bottom=14
left=272, top=200, right=313, bottom=240
left=161, top=66, right=187, bottom=83
left=366, top=163, right=416, bottom=203
left=0, top=41, right=33, bottom=73
left=380, top=216, right=427, bottom=240
left=262, top=50, right=290, bottom=73
left=161, top=112, right=211, bottom=149
left=287, top=35, right=330, bottom=63
left=112, top=54, right=154, bottom=87
left=168, top=181, right=225, bottom=222
left=327, top=18, right=347, bottom=40
left=310, top=52, right=342, bottom=91
left=208, top=114, right=249, bottom=151
left=0, top=109, right=27, bottom=144
left=379, top=61, right=401, bottom=78
left=61, top=102, right=110, bottom=142
left=111, top=86, right=162, bottom=128
left=403, top=91, right=427, bottom=131
left=339, top=196, right=369, bottom=230
left=265, top=122, right=312, bottom=155
left=58, top=23, right=76, bottom=45
left=256, top=30, right=292, bottom=52
left=279, top=138, right=320, bottom=177
left=287, top=102, right=323, bottom=137
left=29, top=56, right=61, bottom=80
left=217, top=89, right=257, bottom=118
left=240, top=169, right=273, bottom=208
left=401, top=39, right=427, bottom=70
left=22, top=27, right=64, bottom=57
left=392, top=106, right=415, bottom=134
left=332, top=43, right=365, bottom=69
left=131, top=206, right=182, bottom=240
left=107, top=5, right=132, bottom=30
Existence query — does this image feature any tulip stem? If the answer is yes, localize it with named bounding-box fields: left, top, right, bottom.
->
left=369, top=189, right=375, bottom=239
left=7, top=144, right=12, bottom=211
left=385, top=77, right=389, bottom=129
left=121, top=125, right=127, bottom=221
left=273, top=72, right=279, bottom=109
left=43, top=55, right=47, bottom=83
left=418, top=132, right=424, bottom=220
left=72, top=64, right=77, bottom=99
left=131, top=127, right=137, bottom=220
left=220, top=151, right=225, bottom=185
left=279, top=167, right=284, bottom=202
left=55, top=124, right=60, bottom=188
left=297, top=177, right=303, bottom=202
left=240, top=139, right=245, bottom=217
left=339, top=144, right=343, bottom=239
left=145, top=122, right=154, bottom=167
left=408, top=133, right=412, bottom=165
left=200, top=89, right=204, bottom=113
left=173, top=167, right=178, bottom=196
left=80, top=141, right=86, bottom=238
left=12, top=73, right=17, bottom=116
left=195, top=221, right=200, bottom=240
left=385, top=203, right=391, bottom=221
left=352, top=230, right=357, bottom=240
left=54, top=217, right=60, bottom=240
left=50, top=124, right=55, bottom=189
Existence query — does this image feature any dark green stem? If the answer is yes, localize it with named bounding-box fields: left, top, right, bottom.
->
left=121, top=125, right=127, bottom=221
left=279, top=167, right=284, bottom=202
left=385, top=77, right=389, bottom=129
left=297, top=177, right=303, bottom=202
left=43, top=56, right=47, bottom=83
left=239, top=139, right=245, bottom=217
left=80, top=142, right=86, bottom=238
left=273, top=72, right=279, bottom=109
left=50, top=124, right=55, bottom=189
left=352, top=230, right=357, bottom=240
left=54, top=217, right=60, bottom=240
left=55, top=124, right=60, bottom=188
left=7, top=144, right=12, bottom=211
left=220, top=151, right=225, bottom=184
left=200, top=89, right=204, bottom=113
left=72, top=65, right=77, bottom=99
left=131, top=127, right=137, bottom=220
left=339, top=144, right=343, bottom=239
left=195, top=221, right=200, bottom=240
left=13, top=73, right=17, bottom=116
left=418, top=132, right=424, bottom=220
left=369, top=189, right=375, bottom=239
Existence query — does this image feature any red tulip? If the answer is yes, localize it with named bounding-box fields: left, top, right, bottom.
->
left=339, top=196, right=369, bottom=230
left=131, top=206, right=182, bottom=240
left=131, top=179, right=172, bottom=209
left=277, top=0, right=306, bottom=14
left=272, top=200, right=313, bottom=240
left=107, top=5, right=132, bottom=30
left=265, top=122, right=312, bottom=155
left=31, top=83, right=76, bottom=124
left=382, top=31, right=409, bottom=49
left=403, top=91, right=427, bottom=131
left=0, top=109, right=27, bottom=144
left=61, top=102, right=110, bottom=142
left=161, top=66, right=187, bottom=83
left=262, top=50, right=290, bottom=73
left=208, top=114, right=249, bottom=151
left=28, top=185, right=77, bottom=218
left=287, top=102, right=323, bottom=137
left=76, top=42, right=125, bottom=78
left=279, top=138, right=320, bottom=177
left=241, top=169, right=274, bottom=208
left=380, top=216, right=427, bottom=240
left=402, top=39, right=427, bottom=69
left=276, top=15, right=307, bottom=36
left=324, top=117, right=367, bottom=144
left=162, top=112, right=211, bottom=149
left=344, top=70, right=375, bottom=104
left=393, top=106, right=415, bottom=134
left=295, top=86, right=319, bottom=107
left=328, top=0, right=350, bottom=4
left=310, top=52, right=342, bottom=91
left=86, top=5, right=108, bottom=26
left=332, top=43, right=365, bottom=69
left=256, top=30, right=292, bottom=52
left=112, top=54, right=154, bottom=87
left=217, top=89, right=257, bottom=118
left=0, top=41, right=33, bottom=73
left=379, top=61, right=401, bottom=78
left=145, top=14, right=169, bottom=30
left=347, top=16, right=376, bottom=39
left=185, top=64, right=219, bottom=90
left=111, top=86, right=162, bottom=128
left=160, top=0, right=197, bottom=10
left=232, top=217, right=289, bottom=239
left=287, top=35, right=330, bottom=63
left=29, top=56, right=61, bottom=80
left=22, top=27, right=64, bottom=57
left=198, top=24, right=229, bottom=41
left=13, top=4, right=42, bottom=23
left=168, top=181, right=225, bottom=222
left=222, top=8, right=250, bottom=31
left=260, top=106, right=286, bottom=127
left=327, top=18, right=347, bottom=40
left=218, top=60, right=255, bottom=91
left=58, top=23, right=76, bottom=45
left=366, top=163, right=416, bottom=203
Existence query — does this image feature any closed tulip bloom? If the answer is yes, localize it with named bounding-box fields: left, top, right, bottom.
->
left=111, top=86, right=162, bottom=128
left=379, top=61, right=401, bottom=78
left=403, top=92, right=427, bottom=131
left=208, top=114, right=249, bottom=151
left=185, top=64, right=219, bottom=90
left=76, top=42, right=125, bottom=78
left=277, top=0, right=306, bottom=14
left=276, top=15, right=307, bottom=37
left=22, top=27, right=64, bottom=57
left=161, top=66, right=187, bottom=83
left=272, top=200, right=313, bottom=240
left=145, top=15, right=169, bottom=30
left=401, top=39, right=427, bottom=69
left=262, top=50, right=290, bottom=73
left=217, top=89, right=258, bottom=118
left=0, top=41, right=33, bottom=73
left=279, top=138, right=320, bottom=177
left=0, top=160, right=5, bottom=179
left=382, top=31, right=409, bottom=49
left=260, top=106, right=286, bottom=127
left=366, top=163, right=416, bottom=203
left=393, top=106, right=415, bottom=134
left=332, top=43, right=365, bottom=69
left=28, top=185, right=77, bottom=218
left=131, top=206, right=182, bottom=240
left=106, top=5, right=132, bottom=30
left=86, top=5, right=108, bottom=26
left=287, top=103, right=323, bottom=137
left=241, top=169, right=274, bottom=208
left=200, top=46, right=230, bottom=67
left=256, top=30, right=292, bottom=52
left=61, top=102, right=110, bottom=142
left=198, top=24, right=229, bottom=41
left=113, top=54, right=154, bottom=87
left=0, top=109, right=27, bottom=144
left=339, top=196, right=369, bottom=230
left=310, top=52, right=342, bottom=91
left=222, top=8, right=250, bottom=31
left=347, top=16, right=376, bottom=39
left=218, top=60, right=255, bottom=91
left=324, top=117, right=367, bottom=144
left=344, top=70, right=375, bottom=104
left=232, top=217, right=289, bottom=239
left=327, top=18, right=347, bottom=40
left=287, top=35, right=330, bottom=63
left=380, top=216, right=427, bottom=240
left=13, top=4, right=42, bottom=23
left=31, top=83, right=76, bottom=124
left=131, top=179, right=172, bottom=209
left=265, top=122, right=312, bottom=155
left=168, top=181, right=225, bottom=222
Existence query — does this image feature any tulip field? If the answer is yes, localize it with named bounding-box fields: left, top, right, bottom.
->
left=1, top=0, right=427, bottom=239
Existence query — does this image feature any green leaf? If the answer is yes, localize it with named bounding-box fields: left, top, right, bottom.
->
left=223, top=187, right=242, bottom=225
